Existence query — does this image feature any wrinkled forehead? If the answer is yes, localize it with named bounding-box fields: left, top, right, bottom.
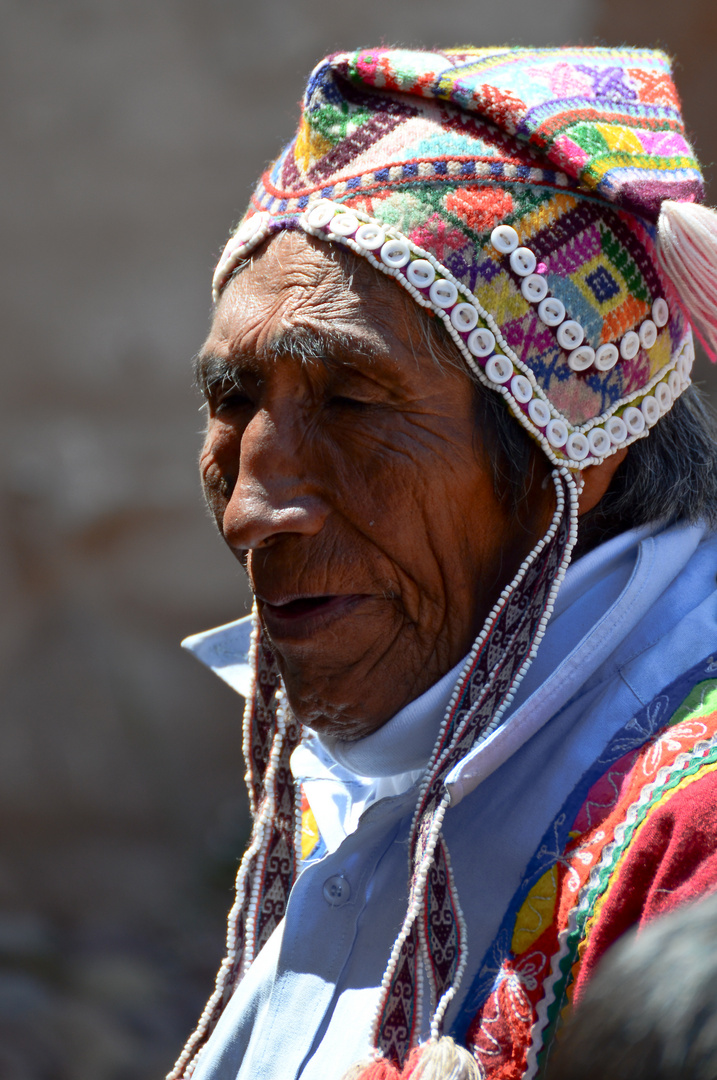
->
left=207, top=231, right=429, bottom=359
left=199, top=230, right=477, bottom=411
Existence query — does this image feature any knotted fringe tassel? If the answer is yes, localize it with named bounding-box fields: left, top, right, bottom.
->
left=341, top=1037, right=484, bottom=1080
left=657, top=199, right=717, bottom=362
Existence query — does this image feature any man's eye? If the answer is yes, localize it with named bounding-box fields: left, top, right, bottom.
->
left=329, top=394, right=376, bottom=412
left=213, top=386, right=252, bottom=413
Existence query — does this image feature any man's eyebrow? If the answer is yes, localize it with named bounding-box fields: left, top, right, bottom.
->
left=264, top=325, right=383, bottom=364
left=193, top=352, right=239, bottom=396
left=194, top=325, right=385, bottom=393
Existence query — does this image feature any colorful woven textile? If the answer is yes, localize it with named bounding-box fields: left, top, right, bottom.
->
left=459, top=653, right=717, bottom=1079
left=213, top=47, right=700, bottom=470
left=287, top=48, right=701, bottom=215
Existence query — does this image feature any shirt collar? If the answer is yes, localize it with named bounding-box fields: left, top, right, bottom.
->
left=181, top=520, right=700, bottom=791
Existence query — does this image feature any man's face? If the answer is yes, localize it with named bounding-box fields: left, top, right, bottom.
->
left=197, top=232, right=552, bottom=740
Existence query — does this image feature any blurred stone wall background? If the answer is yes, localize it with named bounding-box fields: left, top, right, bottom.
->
left=1, top=1, right=715, bottom=1077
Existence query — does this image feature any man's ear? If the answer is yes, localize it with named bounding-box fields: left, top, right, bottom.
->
left=578, top=446, right=629, bottom=516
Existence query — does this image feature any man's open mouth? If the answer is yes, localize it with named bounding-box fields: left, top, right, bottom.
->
left=259, top=593, right=365, bottom=637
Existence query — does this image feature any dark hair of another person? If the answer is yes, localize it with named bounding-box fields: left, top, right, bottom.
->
left=545, top=892, right=717, bottom=1080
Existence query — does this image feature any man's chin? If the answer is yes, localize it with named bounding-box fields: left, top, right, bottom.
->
left=281, top=690, right=393, bottom=742
left=267, top=638, right=409, bottom=742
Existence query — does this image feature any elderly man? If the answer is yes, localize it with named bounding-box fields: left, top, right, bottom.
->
left=170, top=47, right=717, bottom=1080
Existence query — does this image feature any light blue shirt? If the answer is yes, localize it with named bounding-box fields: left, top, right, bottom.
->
left=183, top=521, right=717, bottom=1080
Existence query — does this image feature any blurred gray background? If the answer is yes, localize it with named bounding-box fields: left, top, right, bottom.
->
left=1, top=1, right=715, bottom=1077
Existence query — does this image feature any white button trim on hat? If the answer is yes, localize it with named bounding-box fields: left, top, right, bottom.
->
left=213, top=212, right=274, bottom=302
left=567, top=345, right=595, bottom=371
left=236, top=213, right=267, bottom=244
left=623, top=406, right=646, bottom=435
left=655, top=381, right=672, bottom=413
left=355, top=223, right=386, bottom=251
left=556, top=320, right=585, bottom=350
left=509, top=247, right=538, bottom=277
left=652, top=298, right=669, bottom=327
left=294, top=204, right=692, bottom=476
left=429, top=279, right=459, bottom=308
left=668, top=369, right=682, bottom=398
left=606, top=416, right=628, bottom=445
left=538, top=297, right=565, bottom=327
left=380, top=237, right=411, bottom=267
left=620, top=330, right=640, bottom=360
left=639, top=319, right=658, bottom=349
left=510, top=374, right=533, bottom=403
left=450, top=303, right=479, bottom=332
left=594, top=343, right=619, bottom=371
left=467, top=327, right=496, bottom=357
left=485, top=355, right=514, bottom=385
left=587, top=427, right=611, bottom=457
left=528, top=398, right=551, bottom=427
left=521, top=274, right=549, bottom=303
left=307, top=200, right=336, bottom=229
left=490, top=225, right=519, bottom=254
left=406, top=259, right=436, bottom=288
left=566, top=432, right=590, bottom=461
left=684, top=337, right=695, bottom=367
left=331, top=212, right=361, bottom=237
left=546, top=418, right=569, bottom=448
left=641, top=395, right=660, bottom=425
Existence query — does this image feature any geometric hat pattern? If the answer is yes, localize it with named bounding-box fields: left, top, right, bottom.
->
left=214, top=47, right=702, bottom=471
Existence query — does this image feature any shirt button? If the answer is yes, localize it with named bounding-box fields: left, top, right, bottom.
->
left=323, top=875, right=351, bottom=907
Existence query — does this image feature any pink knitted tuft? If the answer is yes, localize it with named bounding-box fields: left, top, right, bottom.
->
left=345, top=1062, right=403, bottom=1080
left=658, top=200, right=717, bottom=361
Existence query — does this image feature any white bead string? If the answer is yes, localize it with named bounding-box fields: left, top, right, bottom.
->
left=212, top=211, right=274, bottom=302
left=370, top=793, right=452, bottom=1050
left=167, top=608, right=277, bottom=1080
left=370, top=467, right=578, bottom=1058
left=430, top=840, right=469, bottom=1040
left=418, top=468, right=574, bottom=795
left=167, top=610, right=293, bottom=1080
left=294, top=774, right=305, bottom=870
left=241, top=688, right=288, bottom=975
left=242, top=609, right=262, bottom=817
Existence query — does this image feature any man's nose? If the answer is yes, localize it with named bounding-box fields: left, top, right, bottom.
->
left=221, top=408, right=328, bottom=551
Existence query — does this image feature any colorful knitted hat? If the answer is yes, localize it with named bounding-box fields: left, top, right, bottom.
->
left=172, top=47, right=717, bottom=1080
